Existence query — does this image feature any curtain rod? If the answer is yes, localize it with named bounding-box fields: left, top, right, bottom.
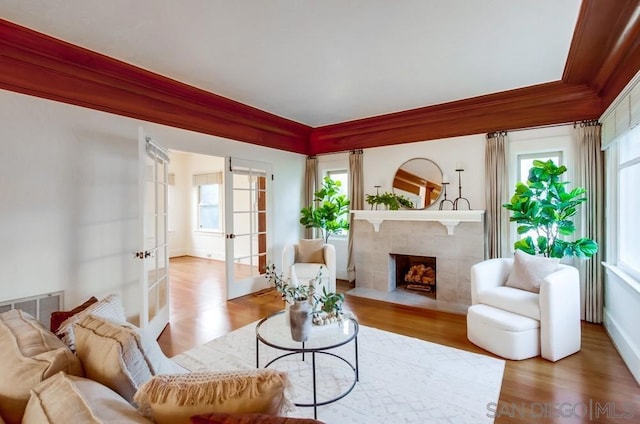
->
left=487, top=120, right=600, bottom=138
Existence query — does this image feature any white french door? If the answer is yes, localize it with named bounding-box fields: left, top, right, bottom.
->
left=137, top=128, right=170, bottom=339
left=224, top=157, right=272, bottom=299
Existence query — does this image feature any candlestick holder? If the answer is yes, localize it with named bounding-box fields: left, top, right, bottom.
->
left=453, top=168, right=471, bottom=210
left=438, top=182, right=454, bottom=210
left=372, top=185, right=381, bottom=210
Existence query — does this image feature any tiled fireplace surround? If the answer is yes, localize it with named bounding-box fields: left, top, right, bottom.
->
left=351, top=210, right=486, bottom=314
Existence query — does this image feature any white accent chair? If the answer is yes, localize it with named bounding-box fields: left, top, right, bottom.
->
left=467, top=258, right=581, bottom=361
left=282, top=242, right=336, bottom=294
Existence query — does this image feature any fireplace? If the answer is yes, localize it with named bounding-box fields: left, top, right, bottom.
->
left=390, top=253, right=436, bottom=299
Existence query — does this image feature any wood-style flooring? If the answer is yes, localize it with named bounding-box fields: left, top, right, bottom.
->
left=158, top=256, right=639, bottom=423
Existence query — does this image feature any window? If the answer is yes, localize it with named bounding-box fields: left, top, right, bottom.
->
left=618, top=125, right=640, bottom=279
left=515, top=151, right=563, bottom=243
left=517, top=151, right=563, bottom=183
left=326, top=169, right=349, bottom=236
left=327, top=169, right=348, bottom=197
left=193, top=172, right=223, bottom=232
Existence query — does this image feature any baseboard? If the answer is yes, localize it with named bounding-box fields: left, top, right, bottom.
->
left=604, top=308, right=640, bottom=385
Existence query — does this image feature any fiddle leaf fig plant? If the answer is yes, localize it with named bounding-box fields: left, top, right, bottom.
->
left=502, top=160, right=598, bottom=259
left=300, top=176, right=350, bottom=243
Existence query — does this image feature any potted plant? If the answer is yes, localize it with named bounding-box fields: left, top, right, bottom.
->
left=365, top=192, right=414, bottom=210
left=313, top=286, right=345, bottom=326
left=502, top=160, right=598, bottom=258
left=265, top=264, right=322, bottom=341
left=299, top=176, right=350, bottom=243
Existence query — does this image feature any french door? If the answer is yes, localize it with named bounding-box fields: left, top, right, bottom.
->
left=224, top=157, right=271, bottom=299
left=137, top=128, right=170, bottom=339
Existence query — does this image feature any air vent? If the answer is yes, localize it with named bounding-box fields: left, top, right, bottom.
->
left=0, top=291, right=64, bottom=331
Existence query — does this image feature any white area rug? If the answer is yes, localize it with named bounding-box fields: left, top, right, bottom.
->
left=173, top=321, right=504, bottom=424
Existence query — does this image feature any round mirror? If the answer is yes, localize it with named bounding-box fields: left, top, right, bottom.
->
left=392, top=158, right=443, bottom=209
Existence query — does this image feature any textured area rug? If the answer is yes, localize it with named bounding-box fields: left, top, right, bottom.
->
left=173, top=321, right=504, bottom=424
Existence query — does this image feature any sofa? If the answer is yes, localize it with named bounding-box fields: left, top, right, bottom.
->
left=0, top=294, right=323, bottom=424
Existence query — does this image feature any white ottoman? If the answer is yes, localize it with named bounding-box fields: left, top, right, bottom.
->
left=467, top=304, right=540, bottom=360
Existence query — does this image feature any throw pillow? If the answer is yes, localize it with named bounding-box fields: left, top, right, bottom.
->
left=505, top=250, right=561, bottom=293
left=22, top=372, right=149, bottom=424
left=134, top=370, right=292, bottom=424
left=49, top=296, right=98, bottom=334
left=56, top=293, right=127, bottom=351
left=296, top=239, right=324, bottom=264
left=0, top=309, right=83, bottom=424
left=73, top=314, right=185, bottom=404
left=190, top=413, right=325, bottom=424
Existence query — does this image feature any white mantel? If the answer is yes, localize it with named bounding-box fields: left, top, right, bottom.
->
left=352, top=209, right=485, bottom=235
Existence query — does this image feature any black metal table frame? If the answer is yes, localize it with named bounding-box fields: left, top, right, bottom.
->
left=255, top=310, right=359, bottom=419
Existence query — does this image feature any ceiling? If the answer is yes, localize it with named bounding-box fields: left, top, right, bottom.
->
left=1, top=0, right=581, bottom=126
left=1, top=1, right=639, bottom=154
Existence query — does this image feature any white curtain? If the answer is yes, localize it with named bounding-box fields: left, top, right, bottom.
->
left=576, top=122, right=605, bottom=323
left=485, top=132, right=509, bottom=258
left=304, top=156, right=318, bottom=239
left=347, top=150, right=364, bottom=282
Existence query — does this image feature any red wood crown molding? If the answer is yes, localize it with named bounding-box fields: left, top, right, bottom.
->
left=309, top=82, right=601, bottom=154
left=0, top=19, right=312, bottom=154
left=563, top=0, right=640, bottom=110
left=0, top=0, right=639, bottom=156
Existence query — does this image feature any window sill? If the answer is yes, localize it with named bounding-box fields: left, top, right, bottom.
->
left=602, top=262, right=640, bottom=296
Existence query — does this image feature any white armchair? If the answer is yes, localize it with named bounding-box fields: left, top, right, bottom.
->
left=282, top=240, right=336, bottom=294
left=467, top=256, right=581, bottom=361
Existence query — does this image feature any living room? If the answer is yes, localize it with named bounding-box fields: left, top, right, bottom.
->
left=1, top=1, right=639, bottom=422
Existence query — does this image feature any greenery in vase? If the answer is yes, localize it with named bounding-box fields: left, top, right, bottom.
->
left=300, top=176, right=350, bottom=243
left=365, top=191, right=414, bottom=210
left=502, top=160, right=598, bottom=259
left=264, top=264, right=315, bottom=303
left=313, top=286, right=345, bottom=315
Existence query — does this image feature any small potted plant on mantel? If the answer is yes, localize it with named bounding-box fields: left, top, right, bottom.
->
left=365, top=191, right=414, bottom=210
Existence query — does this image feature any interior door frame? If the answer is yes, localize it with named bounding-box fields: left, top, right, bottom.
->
left=224, top=156, right=273, bottom=299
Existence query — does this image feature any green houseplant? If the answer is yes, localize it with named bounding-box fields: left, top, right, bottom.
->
left=313, top=286, right=345, bottom=326
left=265, top=264, right=323, bottom=341
left=502, top=160, right=598, bottom=259
left=365, top=192, right=414, bottom=210
left=300, top=176, right=350, bottom=243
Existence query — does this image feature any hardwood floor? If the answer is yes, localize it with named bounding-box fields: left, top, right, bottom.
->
left=158, top=256, right=639, bottom=423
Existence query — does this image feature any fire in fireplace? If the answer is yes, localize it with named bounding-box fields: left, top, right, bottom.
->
left=391, top=254, right=437, bottom=299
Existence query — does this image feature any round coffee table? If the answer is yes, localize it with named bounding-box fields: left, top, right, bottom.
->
left=255, top=310, right=359, bottom=419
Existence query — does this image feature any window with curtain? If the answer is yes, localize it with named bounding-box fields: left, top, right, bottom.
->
left=618, top=125, right=640, bottom=280
left=193, top=172, right=223, bottom=232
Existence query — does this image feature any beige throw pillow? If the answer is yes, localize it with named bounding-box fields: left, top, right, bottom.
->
left=296, top=239, right=324, bottom=263
left=505, top=250, right=561, bottom=293
left=56, top=294, right=127, bottom=351
left=0, top=310, right=83, bottom=424
left=74, top=314, right=185, bottom=404
left=22, top=372, right=149, bottom=424
left=134, top=370, right=291, bottom=424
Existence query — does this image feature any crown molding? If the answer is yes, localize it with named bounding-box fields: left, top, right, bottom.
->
left=0, top=0, right=639, bottom=156
left=0, top=19, right=312, bottom=154
left=309, top=82, right=601, bottom=154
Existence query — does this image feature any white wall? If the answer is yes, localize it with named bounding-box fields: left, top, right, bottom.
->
left=0, top=89, right=305, bottom=320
